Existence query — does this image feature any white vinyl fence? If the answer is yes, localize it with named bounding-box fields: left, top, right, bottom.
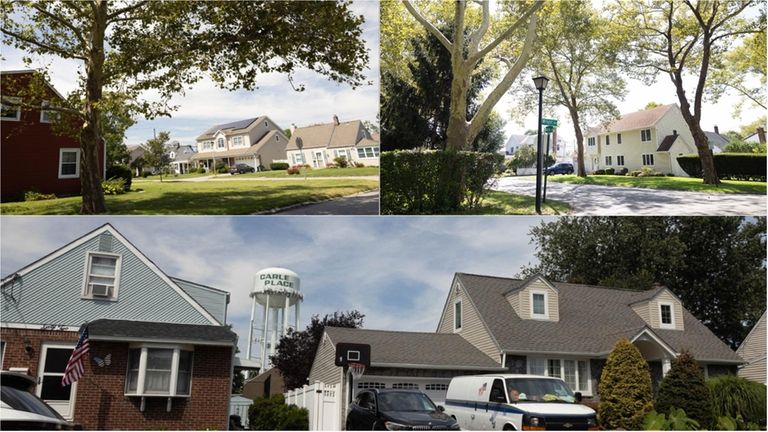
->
left=285, top=381, right=342, bottom=431
left=229, top=395, right=252, bottom=428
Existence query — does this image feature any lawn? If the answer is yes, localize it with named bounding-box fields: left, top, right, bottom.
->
left=235, top=166, right=379, bottom=178
left=457, top=191, right=571, bottom=215
left=0, top=179, right=379, bottom=215
left=548, top=175, right=766, bottom=194
left=137, top=171, right=211, bottom=181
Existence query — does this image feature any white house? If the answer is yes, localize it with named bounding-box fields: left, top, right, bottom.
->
left=285, top=116, right=379, bottom=168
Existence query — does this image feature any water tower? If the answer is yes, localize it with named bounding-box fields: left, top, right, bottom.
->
left=247, top=267, right=303, bottom=371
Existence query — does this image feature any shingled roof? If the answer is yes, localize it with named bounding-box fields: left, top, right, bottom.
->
left=86, top=318, right=237, bottom=346
left=285, top=120, right=374, bottom=151
left=454, top=273, right=741, bottom=363
left=592, top=104, right=676, bottom=134
left=657, top=134, right=678, bottom=151
left=196, top=116, right=266, bottom=141
left=191, top=130, right=285, bottom=161
left=324, top=327, right=503, bottom=370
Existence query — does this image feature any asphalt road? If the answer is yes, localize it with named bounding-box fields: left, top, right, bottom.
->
left=269, top=190, right=380, bottom=215
left=494, top=176, right=767, bottom=216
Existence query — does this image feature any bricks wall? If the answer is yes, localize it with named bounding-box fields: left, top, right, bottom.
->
left=1, top=327, right=79, bottom=377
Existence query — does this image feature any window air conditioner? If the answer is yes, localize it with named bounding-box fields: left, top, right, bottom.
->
left=90, top=283, right=112, bottom=297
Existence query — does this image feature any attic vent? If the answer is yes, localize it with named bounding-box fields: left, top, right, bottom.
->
left=98, top=233, right=113, bottom=252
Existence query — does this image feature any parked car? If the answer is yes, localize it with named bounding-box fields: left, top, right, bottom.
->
left=445, top=374, right=597, bottom=431
left=346, top=389, right=459, bottom=431
left=229, top=163, right=255, bottom=175
left=546, top=162, right=574, bottom=175
left=0, top=371, right=77, bottom=430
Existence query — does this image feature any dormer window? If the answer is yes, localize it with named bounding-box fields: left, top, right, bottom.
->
left=217, top=138, right=225, bottom=149
left=659, top=303, right=674, bottom=329
left=454, top=299, right=462, bottom=331
left=530, top=291, right=549, bottom=319
left=83, top=252, right=121, bottom=300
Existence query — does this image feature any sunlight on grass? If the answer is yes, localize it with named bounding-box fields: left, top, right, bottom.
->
left=459, top=191, right=571, bottom=215
left=549, top=175, right=766, bottom=194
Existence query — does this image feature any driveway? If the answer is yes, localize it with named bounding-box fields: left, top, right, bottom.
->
left=494, top=177, right=766, bottom=216
left=264, top=190, right=379, bottom=215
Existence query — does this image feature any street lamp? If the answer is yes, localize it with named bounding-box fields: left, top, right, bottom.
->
left=533, top=76, right=549, bottom=214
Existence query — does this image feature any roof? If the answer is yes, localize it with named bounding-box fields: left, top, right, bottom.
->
left=592, top=104, right=677, bottom=134
left=454, top=273, right=742, bottom=363
left=657, top=134, right=678, bottom=151
left=196, top=117, right=265, bottom=141
left=286, top=120, right=372, bottom=151
left=191, top=130, right=285, bottom=160
left=704, top=131, right=730, bottom=150
left=0, top=69, right=67, bottom=101
left=324, top=327, right=503, bottom=370
left=86, top=318, right=237, bottom=346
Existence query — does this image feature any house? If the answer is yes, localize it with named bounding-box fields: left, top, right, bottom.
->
left=242, top=367, right=287, bottom=399
left=0, top=224, right=236, bottom=430
left=744, top=126, right=767, bottom=145
left=736, top=311, right=766, bottom=384
left=705, top=126, right=731, bottom=153
left=190, top=116, right=288, bottom=171
left=168, top=142, right=197, bottom=174
left=308, top=272, right=742, bottom=423
left=1, top=70, right=105, bottom=201
left=285, top=116, right=379, bottom=168
left=502, top=134, right=526, bottom=156
left=585, top=104, right=698, bottom=176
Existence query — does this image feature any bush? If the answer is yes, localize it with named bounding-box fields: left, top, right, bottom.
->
left=271, top=162, right=290, bottom=171
left=24, top=190, right=57, bottom=201
left=102, top=178, right=126, bottom=195
left=594, top=169, right=606, bottom=175
left=707, top=375, right=766, bottom=427
left=106, top=164, right=132, bottom=191
left=380, top=150, right=503, bottom=214
left=676, top=153, right=767, bottom=181
left=141, top=170, right=151, bottom=178
left=248, top=394, right=308, bottom=430
left=618, top=167, right=629, bottom=175
left=354, top=161, right=365, bottom=168
left=605, top=168, right=615, bottom=175
left=598, top=338, right=654, bottom=430
left=656, top=351, right=713, bottom=428
left=333, top=156, right=349, bottom=168
left=287, top=165, right=302, bottom=175
left=643, top=408, right=700, bottom=430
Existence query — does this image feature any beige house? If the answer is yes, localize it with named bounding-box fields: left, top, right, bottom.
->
left=191, top=116, right=288, bottom=171
left=737, top=312, right=766, bottom=384
left=285, top=116, right=379, bottom=168
left=585, top=104, right=699, bottom=176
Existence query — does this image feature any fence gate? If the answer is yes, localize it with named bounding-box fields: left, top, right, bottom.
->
left=285, top=381, right=341, bottom=430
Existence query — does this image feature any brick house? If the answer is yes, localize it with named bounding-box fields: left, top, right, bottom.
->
left=0, top=224, right=236, bottom=430
left=1, top=70, right=105, bottom=201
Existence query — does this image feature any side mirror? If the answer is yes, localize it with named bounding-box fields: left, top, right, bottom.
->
left=574, top=392, right=583, bottom=403
left=437, top=405, right=445, bottom=413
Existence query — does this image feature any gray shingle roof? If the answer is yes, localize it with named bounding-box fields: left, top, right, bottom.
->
left=86, top=318, right=237, bottom=346
left=324, top=327, right=503, bottom=369
left=196, top=117, right=265, bottom=140
left=455, top=273, right=741, bottom=363
left=285, top=120, right=371, bottom=151
left=657, top=134, right=678, bottom=151
left=704, top=131, right=730, bottom=151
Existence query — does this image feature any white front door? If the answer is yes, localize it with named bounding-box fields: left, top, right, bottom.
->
left=312, top=151, right=325, bottom=168
left=37, top=344, right=77, bottom=420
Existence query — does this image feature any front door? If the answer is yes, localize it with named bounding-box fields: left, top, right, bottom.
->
left=312, top=151, right=325, bottom=168
left=37, top=344, right=77, bottom=419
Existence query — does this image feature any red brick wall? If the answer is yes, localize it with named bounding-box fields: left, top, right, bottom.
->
left=1, top=328, right=233, bottom=430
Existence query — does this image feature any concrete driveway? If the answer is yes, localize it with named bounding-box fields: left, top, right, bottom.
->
left=264, top=190, right=379, bottom=215
left=494, top=176, right=766, bottom=216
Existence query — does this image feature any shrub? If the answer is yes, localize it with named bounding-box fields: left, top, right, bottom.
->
left=287, top=166, right=302, bottom=175
left=333, top=156, right=349, bottom=168
left=326, top=162, right=337, bottom=168
left=354, top=161, right=365, bottom=168
left=24, top=190, right=57, bottom=201
left=629, top=170, right=643, bottom=177
left=707, top=375, right=766, bottom=427
left=605, top=168, right=615, bottom=175
left=102, top=178, right=126, bottom=195
left=643, top=408, right=700, bottom=431
left=270, top=162, right=290, bottom=171
left=594, top=169, right=606, bottom=175
left=656, top=351, right=713, bottom=428
left=598, top=338, right=654, bottom=430
left=106, top=164, right=132, bottom=191
left=618, top=167, right=629, bottom=176
left=248, top=394, right=308, bottom=430
left=676, top=153, right=767, bottom=181
left=141, top=170, right=151, bottom=178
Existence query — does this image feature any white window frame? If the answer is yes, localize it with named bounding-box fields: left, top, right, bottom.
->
left=617, top=133, right=622, bottom=144
left=530, top=290, right=549, bottom=320
left=605, top=135, right=610, bottom=145
left=642, top=153, right=655, bottom=166
left=391, top=383, right=419, bottom=390
left=605, top=156, right=612, bottom=166
left=81, top=251, right=122, bottom=301
left=58, top=148, right=81, bottom=179
left=124, top=344, right=194, bottom=398
left=453, top=298, right=462, bottom=332
left=587, top=137, right=595, bottom=146
left=217, top=138, right=225, bottom=149
left=526, top=356, right=592, bottom=396
left=617, top=155, right=625, bottom=166
left=40, top=100, right=53, bottom=123
left=232, top=136, right=243, bottom=147
left=202, top=141, right=214, bottom=151
left=641, top=129, right=652, bottom=142
left=37, top=343, right=78, bottom=420
left=659, top=302, right=675, bottom=329
left=1, top=96, right=21, bottom=121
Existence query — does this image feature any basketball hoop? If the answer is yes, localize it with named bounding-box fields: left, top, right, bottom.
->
left=348, top=362, right=366, bottom=380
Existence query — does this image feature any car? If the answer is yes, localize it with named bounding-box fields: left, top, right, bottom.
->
left=0, top=371, right=77, bottom=430
left=546, top=162, right=574, bottom=175
left=229, top=163, right=255, bottom=175
left=346, top=389, right=460, bottom=431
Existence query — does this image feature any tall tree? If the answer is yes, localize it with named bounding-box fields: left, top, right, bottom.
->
left=2, top=1, right=369, bottom=213
left=142, top=131, right=171, bottom=182
left=709, top=30, right=767, bottom=114
left=612, top=0, right=765, bottom=184
left=522, top=216, right=766, bottom=348
left=270, top=310, right=364, bottom=391
left=402, top=0, right=543, bottom=151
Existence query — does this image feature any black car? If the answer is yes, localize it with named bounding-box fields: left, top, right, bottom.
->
left=229, top=163, right=255, bottom=175
left=546, top=162, right=574, bottom=175
left=0, top=371, right=77, bottom=430
left=346, top=389, right=460, bottom=431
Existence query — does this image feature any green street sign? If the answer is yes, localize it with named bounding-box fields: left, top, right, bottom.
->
left=545, top=125, right=554, bottom=133
left=542, top=118, right=558, bottom=126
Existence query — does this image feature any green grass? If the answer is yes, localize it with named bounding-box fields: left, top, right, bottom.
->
left=235, top=166, right=379, bottom=178
left=457, top=191, right=571, bottom=215
left=0, top=179, right=379, bottom=215
left=136, top=171, right=210, bottom=181
left=548, top=175, right=766, bottom=194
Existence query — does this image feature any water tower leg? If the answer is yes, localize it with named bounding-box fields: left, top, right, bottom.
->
left=283, top=296, right=290, bottom=336
left=261, top=293, right=270, bottom=370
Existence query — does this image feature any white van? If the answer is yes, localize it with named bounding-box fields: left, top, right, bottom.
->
left=444, top=374, right=597, bottom=431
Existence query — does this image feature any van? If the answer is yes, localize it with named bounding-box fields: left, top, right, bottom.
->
left=444, top=374, right=597, bottom=431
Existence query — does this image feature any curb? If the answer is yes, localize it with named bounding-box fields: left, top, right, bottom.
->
left=252, top=189, right=380, bottom=215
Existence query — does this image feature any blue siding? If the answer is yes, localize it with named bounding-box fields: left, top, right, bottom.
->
left=172, top=278, right=228, bottom=325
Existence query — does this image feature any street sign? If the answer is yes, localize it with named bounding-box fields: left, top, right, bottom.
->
left=542, top=118, right=558, bottom=127
left=545, top=125, right=554, bottom=133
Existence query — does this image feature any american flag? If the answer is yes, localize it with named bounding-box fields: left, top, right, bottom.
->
left=62, top=326, right=90, bottom=386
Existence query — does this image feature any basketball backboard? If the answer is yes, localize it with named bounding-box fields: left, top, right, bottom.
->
left=334, top=342, right=371, bottom=367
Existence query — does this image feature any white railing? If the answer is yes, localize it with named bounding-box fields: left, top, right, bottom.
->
left=285, top=381, right=342, bottom=431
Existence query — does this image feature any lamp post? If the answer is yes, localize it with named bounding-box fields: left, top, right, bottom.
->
left=532, top=76, right=549, bottom=214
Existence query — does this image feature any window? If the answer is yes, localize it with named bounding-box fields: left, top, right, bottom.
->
left=125, top=346, right=193, bottom=397
left=358, top=382, right=386, bottom=389
left=0, top=340, right=5, bottom=366
left=530, top=291, right=548, bottom=319
left=425, top=383, right=448, bottom=391
left=659, top=303, right=674, bottom=328
left=529, top=358, right=546, bottom=376
left=335, top=149, right=349, bottom=159
left=642, top=154, right=655, bottom=165
left=548, top=359, right=562, bottom=378
left=527, top=357, right=591, bottom=394
left=454, top=299, right=462, bottom=331
left=217, top=138, right=225, bottom=149
left=275, top=135, right=279, bottom=141
left=58, top=149, right=80, bottom=179
left=83, top=252, right=121, bottom=300
left=292, top=153, right=304, bottom=165
left=202, top=141, right=214, bottom=151
left=391, top=383, right=419, bottom=390
left=605, top=156, right=612, bottom=165
left=232, top=136, right=243, bottom=147
left=40, top=101, right=54, bottom=123
left=357, top=147, right=378, bottom=158
left=1, top=96, right=21, bottom=121
left=605, top=135, right=610, bottom=145
left=641, top=129, right=652, bottom=142
left=587, top=137, right=596, bottom=146
left=617, top=155, right=625, bottom=166
left=617, top=133, right=622, bottom=144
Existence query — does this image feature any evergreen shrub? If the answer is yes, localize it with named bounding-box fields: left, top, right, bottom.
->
left=248, top=394, right=308, bottom=430
left=676, top=153, right=767, bottom=181
left=707, top=374, right=766, bottom=428
left=598, top=338, right=654, bottom=430
left=106, top=164, right=133, bottom=190
left=656, top=350, right=713, bottom=428
left=270, top=162, right=290, bottom=170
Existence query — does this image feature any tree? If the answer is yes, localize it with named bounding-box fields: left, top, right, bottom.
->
left=655, top=351, right=714, bottom=429
left=2, top=1, right=369, bottom=213
left=709, top=30, right=767, bottom=114
left=522, top=217, right=766, bottom=348
left=402, top=0, right=543, bottom=151
left=724, top=138, right=765, bottom=153
left=248, top=394, right=308, bottom=431
left=142, top=132, right=171, bottom=182
left=612, top=0, right=765, bottom=184
left=645, top=101, right=664, bottom=110
left=506, top=144, right=555, bottom=174
left=598, top=338, right=654, bottom=430
left=270, top=310, right=364, bottom=391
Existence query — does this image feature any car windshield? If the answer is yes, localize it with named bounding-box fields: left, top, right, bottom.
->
left=378, top=392, right=437, bottom=412
left=506, top=378, right=576, bottom=403
left=1, top=385, right=65, bottom=420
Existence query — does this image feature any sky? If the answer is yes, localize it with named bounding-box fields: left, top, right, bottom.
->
left=0, top=216, right=551, bottom=357
left=0, top=1, right=380, bottom=147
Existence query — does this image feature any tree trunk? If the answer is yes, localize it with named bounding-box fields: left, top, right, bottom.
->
left=80, top=1, right=108, bottom=214
left=677, top=95, right=720, bottom=185
left=445, top=63, right=470, bottom=151
left=569, top=108, right=587, bottom=177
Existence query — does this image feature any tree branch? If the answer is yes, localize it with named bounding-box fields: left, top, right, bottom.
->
left=402, top=1, right=452, bottom=51
left=106, top=0, right=149, bottom=21
left=0, top=28, right=88, bottom=60
left=469, top=0, right=543, bottom=63
left=467, top=0, right=490, bottom=56
left=29, top=3, right=87, bottom=49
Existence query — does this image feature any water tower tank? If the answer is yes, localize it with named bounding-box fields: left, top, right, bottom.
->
left=251, top=267, right=301, bottom=306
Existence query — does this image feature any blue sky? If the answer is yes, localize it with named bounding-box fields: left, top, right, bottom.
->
left=0, top=216, right=551, bottom=355
left=0, top=1, right=379, bottom=147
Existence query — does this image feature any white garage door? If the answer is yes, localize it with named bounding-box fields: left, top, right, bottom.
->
left=354, top=375, right=452, bottom=405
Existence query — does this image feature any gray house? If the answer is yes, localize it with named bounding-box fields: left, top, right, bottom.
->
left=737, top=311, right=766, bottom=384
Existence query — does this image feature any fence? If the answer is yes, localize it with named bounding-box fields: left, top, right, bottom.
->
left=229, top=394, right=252, bottom=428
left=285, top=381, right=342, bottom=430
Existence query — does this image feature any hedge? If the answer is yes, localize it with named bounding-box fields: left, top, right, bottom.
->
left=270, top=162, right=290, bottom=171
left=106, top=164, right=132, bottom=191
left=676, top=153, right=766, bottom=181
left=381, top=150, right=503, bottom=214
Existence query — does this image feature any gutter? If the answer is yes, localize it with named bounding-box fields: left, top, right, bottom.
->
left=371, top=362, right=506, bottom=371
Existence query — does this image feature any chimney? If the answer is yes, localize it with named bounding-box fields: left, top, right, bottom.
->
left=758, top=127, right=766, bottom=144
left=714, top=125, right=719, bottom=135
left=673, top=130, right=677, bottom=136
left=291, top=123, right=297, bottom=133
left=333, top=115, right=340, bottom=126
